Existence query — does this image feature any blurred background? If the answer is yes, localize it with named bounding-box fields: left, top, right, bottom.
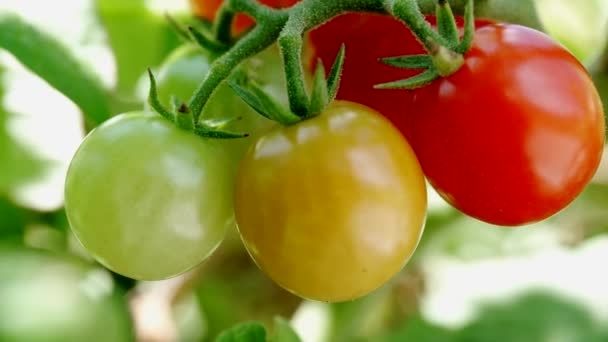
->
left=1, top=0, right=608, bottom=341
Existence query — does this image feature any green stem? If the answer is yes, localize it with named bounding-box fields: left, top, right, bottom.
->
left=389, top=0, right=449, bottom=51
left=189, top=8, right=288, bottom=122
left=188, top=0, right=466, bottom=122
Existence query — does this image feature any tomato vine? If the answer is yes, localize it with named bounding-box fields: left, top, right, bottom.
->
left=149, top=0, right=478, bottom=132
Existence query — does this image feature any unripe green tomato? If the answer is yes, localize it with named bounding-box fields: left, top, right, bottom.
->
left=235, top=101, right=427, bottom=302
left=0, top=245, right=132, bottom=342
left=65, top=112, right=235, bottom=280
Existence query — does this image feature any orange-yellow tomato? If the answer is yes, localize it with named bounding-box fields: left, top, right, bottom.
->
left=234, top=101, right=427, bottom=302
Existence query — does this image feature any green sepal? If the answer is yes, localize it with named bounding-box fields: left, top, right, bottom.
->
left=327, top=44, right=346, bottom=102
left=309, top=59, right=329, bottom=116
left=147, top=69, right=175, bottom=122
left=229, top=81, right=301, bottom=126
left=170, top=95, right=185, bottom=113
left=175, top=110, right=194, bottom=131
left=374, top=68, right=439, bottom=89
left=200, top=116, right=243, bottom=129
left=164, top=13, right=191, bottom=42
left=228, top=81, right=274, bottom=121
left=188, top=26, right=229, bottom=54
left=193, top=124, right=248, bottom=139
left=455, top=0, right=475, bottom=54
left=436, top=0, right=460, bottom=47
left=380, top=54, right=433, bottom=69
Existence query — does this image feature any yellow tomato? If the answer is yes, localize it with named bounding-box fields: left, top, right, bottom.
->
left=234, top=101, right=427, bottom=302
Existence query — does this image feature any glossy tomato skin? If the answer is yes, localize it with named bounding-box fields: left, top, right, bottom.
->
left=65, top=112, right=235, bottom=280
left=409, top=24, right=606, bottom=226
left=309, top=14, right=492, bottom=138
left=190, top=0, right=298, bottom=35
left=234, top=101, right=427, bottom=302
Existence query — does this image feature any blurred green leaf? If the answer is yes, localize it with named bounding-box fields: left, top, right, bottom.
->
left=216, top=322, right=266, bottom=342
left=375, top=316, right=455, bottom=342
left=0, top=197, right=27, bottom=243
left=457, top=293, right=606, bottom=342
left=0, top=13, right=111, bottom=124
left=0, top=67, right=47, bottom=195
left=95, top=0, right=182, bottom=97
left=271, top=317, right=301, bottom=342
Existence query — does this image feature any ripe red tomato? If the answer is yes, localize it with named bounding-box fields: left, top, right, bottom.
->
left=408, top=24, right=605, bottom=226
left=308, top=14, right=492, bottom=137
left=190, top=0, right=298, bottom=35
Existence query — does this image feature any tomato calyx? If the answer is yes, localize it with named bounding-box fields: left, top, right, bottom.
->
left=229, top=44, right=346, bottom=125
left=376, top=0, right=474, bottom=89
left=147, top=69, right=248, bottom=139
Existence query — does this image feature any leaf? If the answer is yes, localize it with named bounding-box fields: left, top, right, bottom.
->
left=0, top=13, right=110, bottom=124
left=272, top=317, right=301, bottom=342
left=216, top=322, right=267, bottom=342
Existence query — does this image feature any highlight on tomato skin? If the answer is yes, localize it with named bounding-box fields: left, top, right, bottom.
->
left=234, top=101, right=428, bottom=302
left=407, top=23, right=606, bottom=227
left=190, top=0, right=299, bottom=35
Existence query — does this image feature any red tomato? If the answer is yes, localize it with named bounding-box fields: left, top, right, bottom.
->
left=190, top=0, right=298, bottom=35
left=408, top=24, right=605, bottom=226
left=308, top=14, right=492, bottom=137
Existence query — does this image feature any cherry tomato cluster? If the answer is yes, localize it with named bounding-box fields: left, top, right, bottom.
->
left=63, top=0, right=605, bottom=302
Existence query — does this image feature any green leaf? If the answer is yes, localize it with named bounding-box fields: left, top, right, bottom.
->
left=374, top=68, right=439, bottom=89
left=380, top=55, right=433, bottom=69
left=0, top=13, right=110, bottom=125
left=308, top=59, right=329, bottom=116
left=272, top=317, right=301, bottom=342
left=327, top=44, right=346, bottom=101
left=216, top=322, right=267, bottom=342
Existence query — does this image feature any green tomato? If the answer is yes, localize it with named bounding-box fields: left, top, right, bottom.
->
left=65, top=112, right=234, bottom=280
left=0, top=245, right=132, bottom=342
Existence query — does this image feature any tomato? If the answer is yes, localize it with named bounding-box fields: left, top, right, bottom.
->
left=0, top=245, right=132, bottom=341
left=65, top=112, right=235, bottom=280
left=309, top=14, right=492, bottom=138
left=234, top=101, right=427, bottom=302
left=154, top=44, right=280, bottom=164
left=408, top=24, right=606, bottom=226
left=190, top=0, right=299, bottom=35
